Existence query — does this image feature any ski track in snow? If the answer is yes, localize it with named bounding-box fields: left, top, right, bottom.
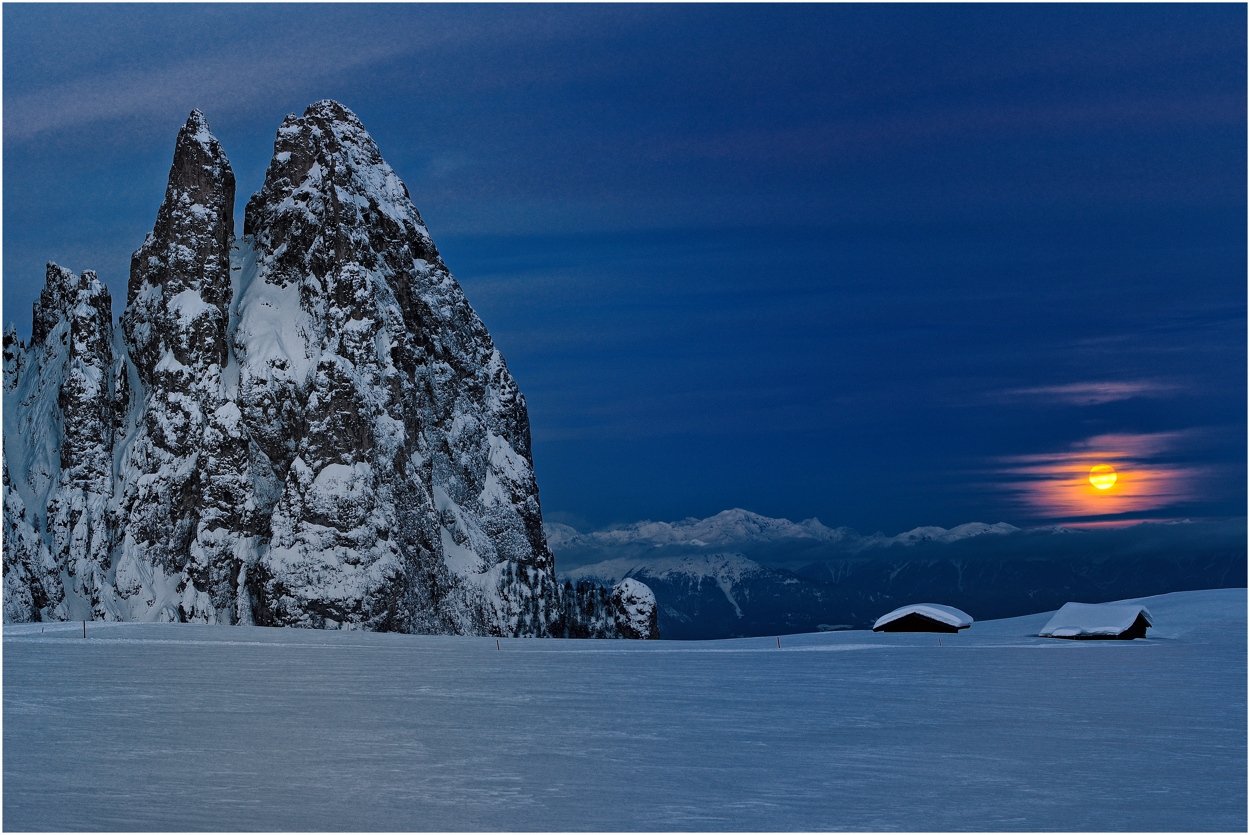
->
left=4, top=589, right=1245, bottom=831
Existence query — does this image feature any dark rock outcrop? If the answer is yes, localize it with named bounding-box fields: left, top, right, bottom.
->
left=612, top=578, right=660, bottom=639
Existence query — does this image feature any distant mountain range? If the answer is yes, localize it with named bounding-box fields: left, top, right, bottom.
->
left=550, top=505, right=1025, bottom=557
left=553, top=509, right=1246, bottom=639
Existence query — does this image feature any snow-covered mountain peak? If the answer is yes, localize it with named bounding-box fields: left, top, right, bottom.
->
left=161, top=109, right=234, bottom=219
left=229, top=100, right=567, bottom=633
left=3, top=263, right=118, bottom=622
left=32, top=265, right=111, bottom=348
left=184, top=108, right=214, bottom=142
left=124, top=109, right=235, bottom=385
left=7, top=265, right=114, bottom=480
left=243, top=98, right=437, bottom=287
left=5, top=102, right=651, bottom=638
left=679, top=508, right=845, bottom=543
left=881, top=521, right=1019, bottom=546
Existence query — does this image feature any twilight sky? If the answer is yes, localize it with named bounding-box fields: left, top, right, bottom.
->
left=4, top=4, right=1245, bottom=533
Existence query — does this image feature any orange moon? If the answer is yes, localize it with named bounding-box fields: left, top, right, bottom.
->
left=1089, top=465, right=1117, bottom=490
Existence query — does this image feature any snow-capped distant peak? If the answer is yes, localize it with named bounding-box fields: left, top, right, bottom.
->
left=546, top=510, right=1020, bottom=552
left=546, top=508, right=851, bottom=550
left=881, top=522, right=1020, bottom=546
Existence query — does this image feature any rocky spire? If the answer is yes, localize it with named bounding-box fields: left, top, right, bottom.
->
left=114, top=111, right=243, bottom=622
left=243, top=99, right=440, bottom=285
left=237, top=100, right=559, bottom=633
left=125, top=109, right=235, bottom=379
left=3, top=265, right=116, bottom=620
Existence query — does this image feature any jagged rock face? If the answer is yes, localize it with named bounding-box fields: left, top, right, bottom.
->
left=2, top=458, right=48, bottom=622
left=126, top=109, right=235, bottom=380
left=114, top=110, right=248, bottom=624
left=612, top=578, right=660, bottom=639
left=3, top=101, right=652, bottom=638
left=235, top=100, right=555, bottom=634
left=4, top=266, right=117, bottom=620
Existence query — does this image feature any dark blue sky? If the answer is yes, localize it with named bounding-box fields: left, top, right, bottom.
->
left=4, top=4, right=1245, bottom=533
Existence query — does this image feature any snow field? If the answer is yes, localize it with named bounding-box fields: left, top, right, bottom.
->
left=3, top=589, right=1245, bottom=831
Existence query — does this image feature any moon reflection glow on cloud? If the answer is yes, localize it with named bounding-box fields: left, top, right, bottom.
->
left=1000, top=433, right=1200, bottom=521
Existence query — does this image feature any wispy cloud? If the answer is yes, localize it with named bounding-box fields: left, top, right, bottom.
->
left=996, top=432, right=1204, bottom=520
left=3, top=7, right=615, bottom=143
left=4, top=39, right=404, bottom=142
left=998, top=380, right=1179, bottom=406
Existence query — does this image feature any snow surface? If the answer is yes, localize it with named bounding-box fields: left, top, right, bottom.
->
left=3, top=588, right=1244, bottom=831
left=873, top=602, right=973, bottom=630
left=1039, top=602, right=1153, bottom=638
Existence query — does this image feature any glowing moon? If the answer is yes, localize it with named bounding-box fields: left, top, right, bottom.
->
left=1089, top=465, right=1117, bottom=490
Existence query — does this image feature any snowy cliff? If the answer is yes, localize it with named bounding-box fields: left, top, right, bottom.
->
left=4, top=267, right=119, bottom=622
left=3, top=102, right=651, bottom=638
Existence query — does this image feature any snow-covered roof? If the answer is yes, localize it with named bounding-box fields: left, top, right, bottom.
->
left=1039, top=603, right=1154, bottom=638
left=873, top=603, right=973, bottom=630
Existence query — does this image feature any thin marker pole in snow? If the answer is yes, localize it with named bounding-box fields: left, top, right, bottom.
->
left=82, top=620, right=86, bottom=639
left=938, top=637, right=942, bottom=647
left=497, top=639, right=500, bottom=651
left=777, top=637, right=781, bottom=649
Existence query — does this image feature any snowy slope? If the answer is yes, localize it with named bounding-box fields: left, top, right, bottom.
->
left=4, top=588, right=1243, bottom=831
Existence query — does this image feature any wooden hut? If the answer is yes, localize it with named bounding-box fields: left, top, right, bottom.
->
left=1039, top=602, right=1153, bottom=640
left=872, top=603, right=973, bottom=634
